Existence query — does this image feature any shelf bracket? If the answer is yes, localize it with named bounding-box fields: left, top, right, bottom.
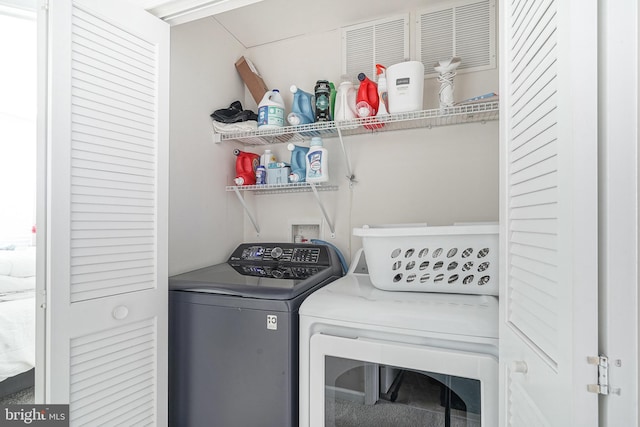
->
left=336, top=126, right=356, bottom=188
left=231, top=186, right=260, bottom=236
left=309, top=182, right=335, bottom=238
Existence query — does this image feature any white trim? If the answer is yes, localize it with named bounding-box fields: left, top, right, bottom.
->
left=147, top=0, right=264, bottom=26
left=599, top=0, right=639, bottom=425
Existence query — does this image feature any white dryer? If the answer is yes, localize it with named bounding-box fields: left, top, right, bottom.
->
left=299, top=250, right=499, bottom=427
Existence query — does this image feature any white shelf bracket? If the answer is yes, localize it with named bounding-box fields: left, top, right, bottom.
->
left=336, top=126, right=356, bottom=188
left=232, top=186, right=260, bottom=236
left=309, top=182, right=336, bottom=238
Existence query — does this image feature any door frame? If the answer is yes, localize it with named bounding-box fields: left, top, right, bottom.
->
left=598, top=0, right=640, bottom=425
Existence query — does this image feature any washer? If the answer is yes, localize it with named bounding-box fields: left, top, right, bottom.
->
left=299, top=250, right=499, bottom=426
left=169, top=242, right=343, bottom=427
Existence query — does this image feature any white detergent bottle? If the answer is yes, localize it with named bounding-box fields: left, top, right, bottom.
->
left=375, top=63, right=389, bottom=117
left=334, top=79, right=358, bottom=129
left=257, top=89, right=285, bottom=129
left=305, top=137, right=329, bottom=183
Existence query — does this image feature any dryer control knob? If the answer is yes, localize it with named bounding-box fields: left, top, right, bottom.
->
left=271, top=247, right=283, bottom=259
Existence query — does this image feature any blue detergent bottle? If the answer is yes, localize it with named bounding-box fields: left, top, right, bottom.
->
left=287, top=85, right=315, bottom=126
left=288, top=143, right=309, bottom=182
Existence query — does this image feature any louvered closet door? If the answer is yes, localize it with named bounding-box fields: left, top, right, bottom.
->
left=45, top=0, right=169, bottom=425
left=499, top=0, right=598, bottom=426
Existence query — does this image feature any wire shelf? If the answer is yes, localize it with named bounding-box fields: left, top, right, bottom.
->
left=213, top=101, right=499, bottom=145
left=226, top=182, right=339, bottom=195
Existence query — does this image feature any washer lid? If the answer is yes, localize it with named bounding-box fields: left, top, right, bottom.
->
left=169, top=261, right=338, bottom=300
left=299, top=273, right=498, bottom=339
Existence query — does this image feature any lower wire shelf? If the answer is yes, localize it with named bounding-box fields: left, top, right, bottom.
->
left=227, top=182, right=338, bottom=237
left=225, top=182, right=338, bottom=195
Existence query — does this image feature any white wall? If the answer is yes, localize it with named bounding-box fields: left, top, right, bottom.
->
left=243, top=27, right=499, bottom=261
left=169, top=17, right=246, bottom=275
left=168, top=14, right=499, bottom=271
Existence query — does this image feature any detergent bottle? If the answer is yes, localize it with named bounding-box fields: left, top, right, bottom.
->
left=329, top=82, right=337, bottom=120
left=287, top=85, right=315, bottom=126
left=257, top=89, right=285, bottom=129
left=356, top=73, right=379, bottom=118
left=233, top=149, right=260, bottom=186
left=255, top=149, right=276, bottom=185
left=334, top=79, right=358, bottom=129
left=305, top=137, right=329, bottom=183
left=356, top=72, right=383, bottom=129
left=288, top=143, right=309, bottom=183
left=376, top=64, right=389, bottom=117
left=314, top=80, right=332, bottom=122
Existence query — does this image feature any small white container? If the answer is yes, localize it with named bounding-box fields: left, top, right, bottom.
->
left=353, top=223, right=498, bottom=295
left=386, top=61, right=425, bottom=113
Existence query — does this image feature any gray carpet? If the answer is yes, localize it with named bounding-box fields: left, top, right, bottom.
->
left=0, top=386, right=34, bottom=405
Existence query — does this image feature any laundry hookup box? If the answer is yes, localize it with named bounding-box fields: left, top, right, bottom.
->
left=353, top=223, right=499, bottom=295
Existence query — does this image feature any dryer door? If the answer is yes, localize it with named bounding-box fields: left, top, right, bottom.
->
left=309, top=334, right=497, bottom=427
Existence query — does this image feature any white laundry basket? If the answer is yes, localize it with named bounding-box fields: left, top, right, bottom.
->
left=353, top=224, right=499, bottom=295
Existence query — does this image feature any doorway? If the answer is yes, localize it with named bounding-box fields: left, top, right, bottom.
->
left=0, top=2, right=37, bottom=405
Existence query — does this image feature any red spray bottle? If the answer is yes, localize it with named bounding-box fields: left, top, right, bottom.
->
left=233, top=149, right=260, bottom=186
left=356, top=72, right=383, bottom=129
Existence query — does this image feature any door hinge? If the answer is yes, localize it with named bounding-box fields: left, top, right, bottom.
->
left=587, top=355, right=609, bottom=395
left=587, top=355, right=622, bottom=395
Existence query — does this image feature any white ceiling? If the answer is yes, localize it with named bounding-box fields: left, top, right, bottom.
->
left=131, top=0, right=445, bottom=48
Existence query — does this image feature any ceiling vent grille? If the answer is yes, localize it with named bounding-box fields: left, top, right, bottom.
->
left=417, top=0, right=496, bottom=76
left=342, top=15, right=409, bottom=81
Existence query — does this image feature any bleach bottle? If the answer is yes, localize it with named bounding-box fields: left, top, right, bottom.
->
left=305, top=137, right=329, bottom=183
left=287, top=85, right=315, bottom=126
left=257, top=89, right=285, bottom=129
left=288, top=143, right=309, bottom=183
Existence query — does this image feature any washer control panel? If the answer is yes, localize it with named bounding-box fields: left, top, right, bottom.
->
left=227, top=243, right=336, bottom=280
left=233, top=244, right=321, bottom=264
left=229, top=243, right=329, bottom=265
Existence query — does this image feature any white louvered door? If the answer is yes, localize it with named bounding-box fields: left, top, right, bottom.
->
left=44, top=0, right=168, bottom=424
left=499, top=0, right=598, bottom=426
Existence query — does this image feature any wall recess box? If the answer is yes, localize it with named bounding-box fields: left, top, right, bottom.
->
left=291, top=222, right=321, bottom=243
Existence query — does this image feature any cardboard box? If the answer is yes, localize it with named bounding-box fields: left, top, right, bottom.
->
left=235, top=56, right=269, bottom=104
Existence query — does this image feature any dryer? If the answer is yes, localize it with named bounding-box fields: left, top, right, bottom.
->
left=299, top=250, right=499, bottom=427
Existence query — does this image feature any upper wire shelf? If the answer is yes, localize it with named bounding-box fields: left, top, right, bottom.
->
left=212, top=101, right=499, bottom=145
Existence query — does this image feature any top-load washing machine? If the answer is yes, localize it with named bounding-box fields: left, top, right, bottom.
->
left=169, top=242, right=343, bottom=427
left=299, top=224, right=499, bottom=427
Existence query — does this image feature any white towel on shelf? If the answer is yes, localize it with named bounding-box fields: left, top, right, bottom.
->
left=212, top=120, right=258, bottom=134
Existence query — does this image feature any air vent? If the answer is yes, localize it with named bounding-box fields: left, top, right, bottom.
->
left=342, top=15, right=409, bottom=81
left=417, top=0, right=496, bottom=76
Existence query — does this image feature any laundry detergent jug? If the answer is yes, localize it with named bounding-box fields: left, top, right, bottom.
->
left=257, top=89, right=285, bottom=129
left=356, top=73, right=383, bottom=130
left=376, top=64, right=389, bottom=116
left=233, top=149, right=260, bottom=186
left=288, top=143, right=309, bottom=183
left=287, top=85, right=315, bottom=126
left=314, top=80, right=332, bottom=122
left=305, top=137, right=329, bottom=183
left=334, top=80, right=358, bottom=129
